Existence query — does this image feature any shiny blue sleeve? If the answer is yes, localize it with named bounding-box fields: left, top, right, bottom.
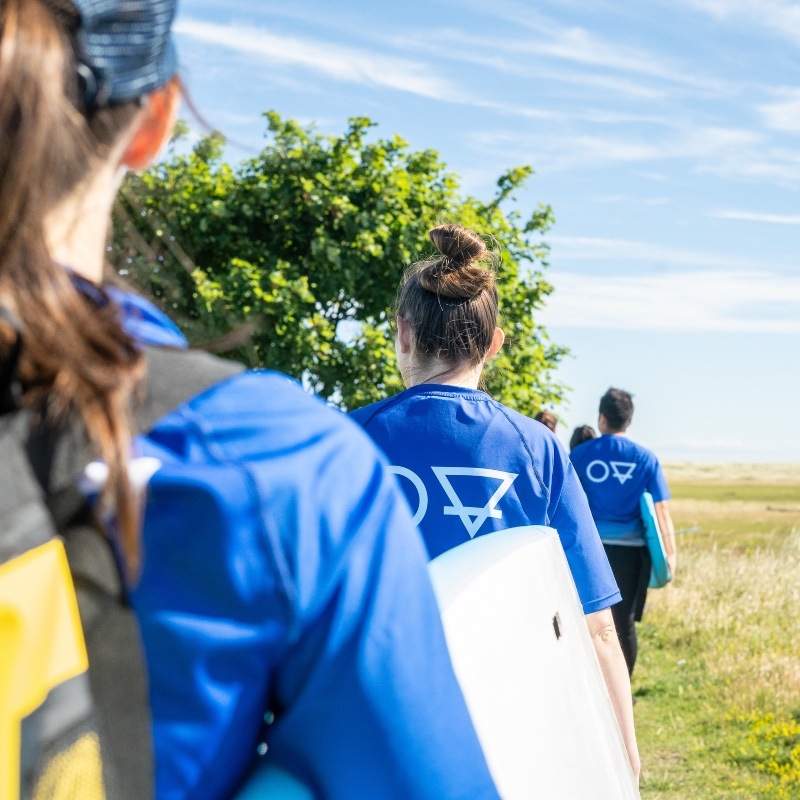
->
left=543, top=436, right=622, bottom=615
left=259, top=394, right=498, bottom=799
left=137, top=372, right=498, bottom=800
left=647, top=459, right=671, bottom=503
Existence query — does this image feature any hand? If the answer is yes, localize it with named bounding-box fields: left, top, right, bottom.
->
left=667, top=550, right=677, bottom=582
left=631, top=753, right=641, bottom=786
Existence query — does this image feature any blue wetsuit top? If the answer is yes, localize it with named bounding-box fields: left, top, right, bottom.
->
left=350, top=385, right=621, bottom=616
left=105, top=292, right=499, bottom=800
left=570, top=435, right=671, bottom=546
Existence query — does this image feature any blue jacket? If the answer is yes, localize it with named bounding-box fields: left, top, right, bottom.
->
left=109, top=291, right=499, bottom=800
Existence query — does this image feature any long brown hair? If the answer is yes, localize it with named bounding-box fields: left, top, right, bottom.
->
left=396, top=223, right=499, bottom=370
left=0, top=0, right=145, bottom=573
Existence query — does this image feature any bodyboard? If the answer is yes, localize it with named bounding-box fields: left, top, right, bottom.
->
left=428, top=526, right=640, bottom=800
left=641, top=492, right=670, bottom=588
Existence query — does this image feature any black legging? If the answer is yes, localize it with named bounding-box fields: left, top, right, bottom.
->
left=603, top=544, right=651, bottom=677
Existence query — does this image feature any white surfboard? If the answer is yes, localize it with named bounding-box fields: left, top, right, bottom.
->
left=428, top=525, right=640, bottom=800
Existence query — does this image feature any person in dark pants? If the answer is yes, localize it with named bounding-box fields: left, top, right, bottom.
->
left=570, top=388, right=677, bottom=677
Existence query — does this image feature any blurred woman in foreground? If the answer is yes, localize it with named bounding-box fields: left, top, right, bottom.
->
left=0, top=2, right=498, bottom=798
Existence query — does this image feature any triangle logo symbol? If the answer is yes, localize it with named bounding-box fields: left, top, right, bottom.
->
left=431, top=467, right=518, bottom=538
left=609, top=461, right=637, bottom=485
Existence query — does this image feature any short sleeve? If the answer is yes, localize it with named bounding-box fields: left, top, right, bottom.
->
left=264, top=417, right=499, bottom=800
left=647, top=459, right=671, bottom=503
left=548, top=451, right=622, bottom=615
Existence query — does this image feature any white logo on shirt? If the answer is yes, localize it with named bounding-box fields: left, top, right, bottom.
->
left=387, top=466, right=429, bottom=527
left=586, top=460, right=637, bottom=485
left=432, top=467, right=518, bottom=538
left=387, top=465, right=518, bottom=537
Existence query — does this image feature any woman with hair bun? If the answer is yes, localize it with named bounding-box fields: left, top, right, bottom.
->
left=351, top=223, right=641, bottom=780
left=0, top=4, right=499, bottom=799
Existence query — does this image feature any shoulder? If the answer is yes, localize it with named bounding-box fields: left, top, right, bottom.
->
left=570, top=438, right=599, bottom=463
left=176, top=369, right=382, bottom=475
left=143, top=369, right=410, bottom=615
left=626, top=437, right=661, bottom=466
left=486, top=401, right=569, bottom=496
left=348, top=393, right=405, bottom=429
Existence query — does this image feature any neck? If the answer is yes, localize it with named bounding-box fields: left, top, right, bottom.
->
left=601, top=427, right=627, bottom=436
left=44, top=162, right=124, bottom=284
left=405, top=359, right=484, bottom=390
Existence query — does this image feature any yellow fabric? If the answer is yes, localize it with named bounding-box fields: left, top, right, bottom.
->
left=30, top=733, right=105, bottom=800
left=0, top=540, right=89, bottom=800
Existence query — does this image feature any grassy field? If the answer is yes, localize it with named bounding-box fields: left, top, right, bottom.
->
left=637, top=463, right=800, bottom=800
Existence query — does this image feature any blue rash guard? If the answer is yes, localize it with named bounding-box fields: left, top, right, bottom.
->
left=103, top=293, right=499, bottom=800
left=350, top=385, right=621, bottom=616
left=570, top=435, right=671, bottom=546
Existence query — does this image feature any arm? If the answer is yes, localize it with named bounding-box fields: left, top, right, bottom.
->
left=585, top=609, right=641, bottom=783
left=655, top=500, right=677, bottom=580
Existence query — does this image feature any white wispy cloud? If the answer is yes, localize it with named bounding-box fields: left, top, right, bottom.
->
left=468, top=124, right=800, bottom=185
left=393, top=29, right=674, bottom=100
left=548, top=236, right=773, bottom=269
left=175, top=18, right=564, bottom=121
left=673, top=0, right=800, bottom=40
left=710, top=210, right=800, bottom=224
left=759, top=88, right=800, bottom=133
left=539, top=270, right=800, bottom=333
left=175, top=18, right=462, bottom=102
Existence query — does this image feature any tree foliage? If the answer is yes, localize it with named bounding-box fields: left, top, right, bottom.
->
left=111, top=112, right=567, bottom=413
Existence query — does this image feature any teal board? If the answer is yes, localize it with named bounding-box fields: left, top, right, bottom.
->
left=234, top=764, right=314, bottom=800
left=641, top=492, right=670, bottom=589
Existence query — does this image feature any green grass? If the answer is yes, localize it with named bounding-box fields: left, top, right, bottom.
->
left=636, top=476, right=800, bottom=799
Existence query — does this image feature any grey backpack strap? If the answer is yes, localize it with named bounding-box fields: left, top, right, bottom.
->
left=56, top=347, right=244, bottom=797
left=2, top=346, right=244, bottom=799
left=137, top=347, right=244, bottom=432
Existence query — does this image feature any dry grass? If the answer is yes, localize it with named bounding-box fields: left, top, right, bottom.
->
left=637, top=470, right=800, bottom=799
left=664, top=463, right=800, bottom=485
left=649, top=533, right=800, bottom=711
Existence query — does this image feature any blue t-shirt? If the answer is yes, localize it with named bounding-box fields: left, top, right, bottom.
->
left=91, top=289, right=500, bottom=800
left=351, top=384, right=620, bottom=615
left=570, top=434, right=670, bottom=545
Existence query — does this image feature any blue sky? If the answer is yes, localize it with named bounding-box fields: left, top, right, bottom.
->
left=174, top=0, right=800, bottom=463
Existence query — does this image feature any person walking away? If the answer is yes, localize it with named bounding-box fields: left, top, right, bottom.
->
left=570, top=424, right=597, bottom=452
left=534, top=409, right=558, bottom=433
left=570, top=388, right=677, bottom=678
left=351, top=224, right=640, bottom=781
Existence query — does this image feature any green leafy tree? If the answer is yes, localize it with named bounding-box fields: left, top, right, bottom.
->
left=111, top=112, right=567, bottom=413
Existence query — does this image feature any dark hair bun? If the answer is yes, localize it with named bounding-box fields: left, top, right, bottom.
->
left=429, top=224, right=487, bottom=265
left=419, top=224, right=494, bottom=300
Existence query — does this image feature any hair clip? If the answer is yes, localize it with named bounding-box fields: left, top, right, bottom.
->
left=76, top=60, right=111, bottom=109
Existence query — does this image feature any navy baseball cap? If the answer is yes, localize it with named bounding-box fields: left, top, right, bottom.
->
left=65, top=0, right=179, bottom=107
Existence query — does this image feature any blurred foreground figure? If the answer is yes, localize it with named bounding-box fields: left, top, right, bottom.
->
left=0, top=2, right=499, bottom=798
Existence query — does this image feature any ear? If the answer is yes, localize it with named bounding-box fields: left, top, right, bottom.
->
left=396, top=315, right=414, bottom=355
left=485, top=327, right=505, bottom=361
left=121, top=77, right=181, bottom=172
